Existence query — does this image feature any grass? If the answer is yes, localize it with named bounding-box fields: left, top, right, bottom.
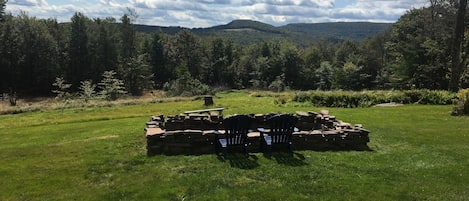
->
left=1, top=90, right=469, bottom=200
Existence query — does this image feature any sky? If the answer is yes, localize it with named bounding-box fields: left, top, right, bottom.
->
left=5, top=0, right=429, bottom=28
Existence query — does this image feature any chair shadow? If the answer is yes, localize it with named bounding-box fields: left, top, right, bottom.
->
left=217, top=153, right=260, bottom=169
left=268, top=152, right=308, bottom=166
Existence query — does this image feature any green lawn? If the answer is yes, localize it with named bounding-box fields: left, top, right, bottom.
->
left=1, top=91, right=468, bottom=200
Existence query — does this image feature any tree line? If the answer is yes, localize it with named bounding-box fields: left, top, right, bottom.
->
left=0, top=0, right=468, bottom=99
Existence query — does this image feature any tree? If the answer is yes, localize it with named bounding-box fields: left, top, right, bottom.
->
left=449, top=0, right=467, bottom=92
left=0, top=0, right=6, bottom=22
left=79, top=80, right=96, bottom=103
left=232, top=46, right=257, bottom=88
left=149, top=32, right=169, bottom=88
left=334, top=40, right=358, bottom=67
left=280, top=41, right=302, bottom=88
left=119, top=14, right=136, bottom=60
left=68, top=12, right=90, bottom=90
left=334, top=62, right=363, bottom=90
left=388, top=6, right=454, bottom=89
left=299, top=47, right=322, bottom=89
left=358, top=33, right=390, bottom=89
left=208, top=38, right=236, bottom=87
left=119, top=54, right=154, bottom=96
left=0, top=13, right=19, bottom=95
left=88, top=18, right=118, bottom=82
left=316, top=61, right=334, bottom=90
left=98, top=70, right=127, bottom=101
left=52, top=77, right=72, bottom=100
left=15, top=13, right=60, bottom=95
left=171, top=30, right=204, bottom=80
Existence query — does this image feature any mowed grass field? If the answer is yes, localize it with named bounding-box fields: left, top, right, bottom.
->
left=1, top=91, right=468, bottom=201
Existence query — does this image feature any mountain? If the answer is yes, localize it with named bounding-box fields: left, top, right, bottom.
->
left=192, top=20, right=292, bottom=45
left=134, top=20, right=393, bottom=45
left=208, top=19, right=285, bottom=34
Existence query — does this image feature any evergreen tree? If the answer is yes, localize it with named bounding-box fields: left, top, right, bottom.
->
left=173, top=30, right=204, bottom=80
left=0, top=0, right=6, bottom=22
left=68, top=12, right=90, bottom=90
left=119, top=14, right=136, bottom=60
left=15, top=13, right=60, bottom=95
left=98, top=70, right=127, bottom=101
left=0, top=14, right=19, bottom=95
left=149, top=32, right=168, bottom=88
left=89, top=18, right=118, bottom=82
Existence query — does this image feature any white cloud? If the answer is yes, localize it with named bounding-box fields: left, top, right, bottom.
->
left=4, top=0, right=429, bottom=28
left=9, top=0, right=48, bottom=6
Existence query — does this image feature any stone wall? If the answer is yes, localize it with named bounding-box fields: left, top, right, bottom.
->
left=145, top=110, right=370, bottom=155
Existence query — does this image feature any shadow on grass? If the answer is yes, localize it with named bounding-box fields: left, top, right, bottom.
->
left=264, top=152, right=308, bottom=166
left=217, top=153, right=260, bottom=169
left=296, top=144, right=374, bottom=152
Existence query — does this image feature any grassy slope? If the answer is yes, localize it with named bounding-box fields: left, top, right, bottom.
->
left=1, top=91, right=468, bottom=200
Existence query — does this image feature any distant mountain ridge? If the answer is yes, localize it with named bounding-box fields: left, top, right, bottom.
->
left=135, top=19, right=392, bottom=45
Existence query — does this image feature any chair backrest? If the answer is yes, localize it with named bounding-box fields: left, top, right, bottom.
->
left=222, top=114, right=252, bottom=145
left=267, top=114, right=298, bottom=144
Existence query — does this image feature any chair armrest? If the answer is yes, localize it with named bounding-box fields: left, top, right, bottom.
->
left=257, top=128, right=266, bottom=133
left=213, top=130, right=223, bottom=136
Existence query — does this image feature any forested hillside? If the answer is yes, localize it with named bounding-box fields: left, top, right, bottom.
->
left=0, top=0, right=468, bottom=100
left=280, top=22, right=392, bottom=41
left=135, top=19, right=390, bottom=45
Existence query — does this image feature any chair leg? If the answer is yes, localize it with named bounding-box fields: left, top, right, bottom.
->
left=215, top=139, right=219, bottom=155
left=244, top=144, right=249, bottom=158
left=222, top=147, right=227, bottom=160
left=289, top=143, right=293, bottom=156
left=259, top=138, right=264, bottom=153
left=267, top=145, right=272, bottom=157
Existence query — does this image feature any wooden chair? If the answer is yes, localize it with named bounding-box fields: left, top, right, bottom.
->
left=215, top=114, right=253, bottom=159
left=259, top=114, right=298, bottom=156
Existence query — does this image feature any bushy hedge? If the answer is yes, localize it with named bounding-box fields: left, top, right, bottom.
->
left=293, top=90, right=456, bottom=108
left=163, top=73, right=211, bottom=97
left=451, top=89, right=469, bottom=116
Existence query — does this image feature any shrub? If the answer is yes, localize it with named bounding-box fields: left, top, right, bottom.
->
left=268, top=74, right=286, bottom=92
left=452, top=89, right=469, bottom=116
left=163, top=73, right=211, bottom=97
left=293, top=90, right=456, bottom=108
left=274, top=96, right=289, bottom=105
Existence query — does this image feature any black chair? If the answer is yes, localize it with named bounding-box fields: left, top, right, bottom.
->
left=215, top=114, right=253, bottom=159
left=259, top=114, right=298, bottom=156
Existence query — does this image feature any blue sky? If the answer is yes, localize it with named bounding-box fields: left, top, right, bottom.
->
left=5, top=0, right=428, bottom=28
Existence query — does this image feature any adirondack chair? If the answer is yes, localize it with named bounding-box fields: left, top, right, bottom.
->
left=215, top=114, right=253, bottom=159
left=259, top=114, right=298, bottom=156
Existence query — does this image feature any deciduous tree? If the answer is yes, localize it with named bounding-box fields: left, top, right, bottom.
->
left=449, top=0, right=467, bottom=91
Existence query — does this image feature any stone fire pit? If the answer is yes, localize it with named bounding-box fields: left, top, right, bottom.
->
left=145, top=109, right=370, bottom=155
